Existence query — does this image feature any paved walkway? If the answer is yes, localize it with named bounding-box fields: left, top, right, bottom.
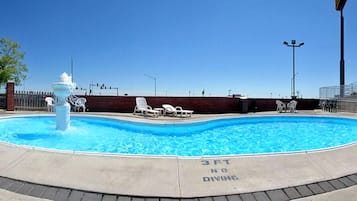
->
left=1, top=110, right=357, bottom=201
left=1, top=172, right=357, bottom=201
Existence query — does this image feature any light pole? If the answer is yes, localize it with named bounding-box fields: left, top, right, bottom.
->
left=109, top=86, right=119, bottom=96
left=336, top=0, right=347, bottom=97
left=70, top=57, right=74, bottom=83
left=283, top=40, right=304, bottom=99
left=144, top=74, right=157, bottom=96
left=89, top=82, right=96, bottom=95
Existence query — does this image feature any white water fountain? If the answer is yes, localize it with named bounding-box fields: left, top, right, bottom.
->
left=52, top=72, right=75, bottom=130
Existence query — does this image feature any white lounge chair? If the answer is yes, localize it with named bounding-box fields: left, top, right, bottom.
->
left=133, top=97, right=160, bottom=117
left=287, top=100, right=298, bottom=113
left=45, top=97, right=54, bottom=112
left=162, top=104, right=193, bottom=117
left=276, top=100, right=286, bottom=113
left=67, top=95, right=86, bottom=112
left=74, top=97, right=87, bottom=112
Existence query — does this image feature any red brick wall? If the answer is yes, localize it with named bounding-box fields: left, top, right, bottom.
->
left=83, top=96, right=319, bottom=114
left=6, top=81, right=15, bottom=111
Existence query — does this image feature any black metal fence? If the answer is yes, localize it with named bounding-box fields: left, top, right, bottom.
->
left=15, top=91, right=53, bottom=111
left=0, top=94, right=5, bottom=109
left=0, top=87, right=5, bottom=109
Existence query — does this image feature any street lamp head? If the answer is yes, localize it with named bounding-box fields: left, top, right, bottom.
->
left=283, top=41, right=289, bottom=46
left=298, top=42, right=304, bottom=47
left=291, top=40, right=296, bottom=45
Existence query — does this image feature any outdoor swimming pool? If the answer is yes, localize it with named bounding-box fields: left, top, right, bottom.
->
left=1, top=115, right=357, bottom=156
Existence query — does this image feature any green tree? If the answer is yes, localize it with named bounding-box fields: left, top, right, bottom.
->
left=0, top=38, right=28, bottom=86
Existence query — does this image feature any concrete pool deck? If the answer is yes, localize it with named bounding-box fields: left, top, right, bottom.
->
left=1, top=110, right=357, bottom=200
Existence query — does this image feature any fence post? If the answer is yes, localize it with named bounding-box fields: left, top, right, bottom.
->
left=6, top=80, right=15, bottom=111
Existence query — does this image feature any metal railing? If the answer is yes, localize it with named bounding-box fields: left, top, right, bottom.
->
left=319, top=82, right=357, bottom=113
left=319, top=82, right=357, bottom=99
left=15, top=91, right=53, bottom=111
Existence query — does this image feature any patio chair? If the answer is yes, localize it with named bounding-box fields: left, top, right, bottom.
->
left=133, top=97, right=160, bottom=117
left=74, top=97, right=87, bottom=112
left=45, top=97, right=54, bottom=112
left=287, top=100, right=298, bottom=113
left=162, top=104, right=194, bottom=117
left=68, top=95, right=77, bottom=110
left=275, top=100, right=286, bottom=113
left=319, top=100, right=327, bottom=111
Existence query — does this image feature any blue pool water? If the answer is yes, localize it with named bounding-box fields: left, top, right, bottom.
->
left=1, top=115, right=357, bottom=156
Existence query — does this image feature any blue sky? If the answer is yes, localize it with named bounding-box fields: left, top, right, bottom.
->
left=1, top=0, right=356, bottom=98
